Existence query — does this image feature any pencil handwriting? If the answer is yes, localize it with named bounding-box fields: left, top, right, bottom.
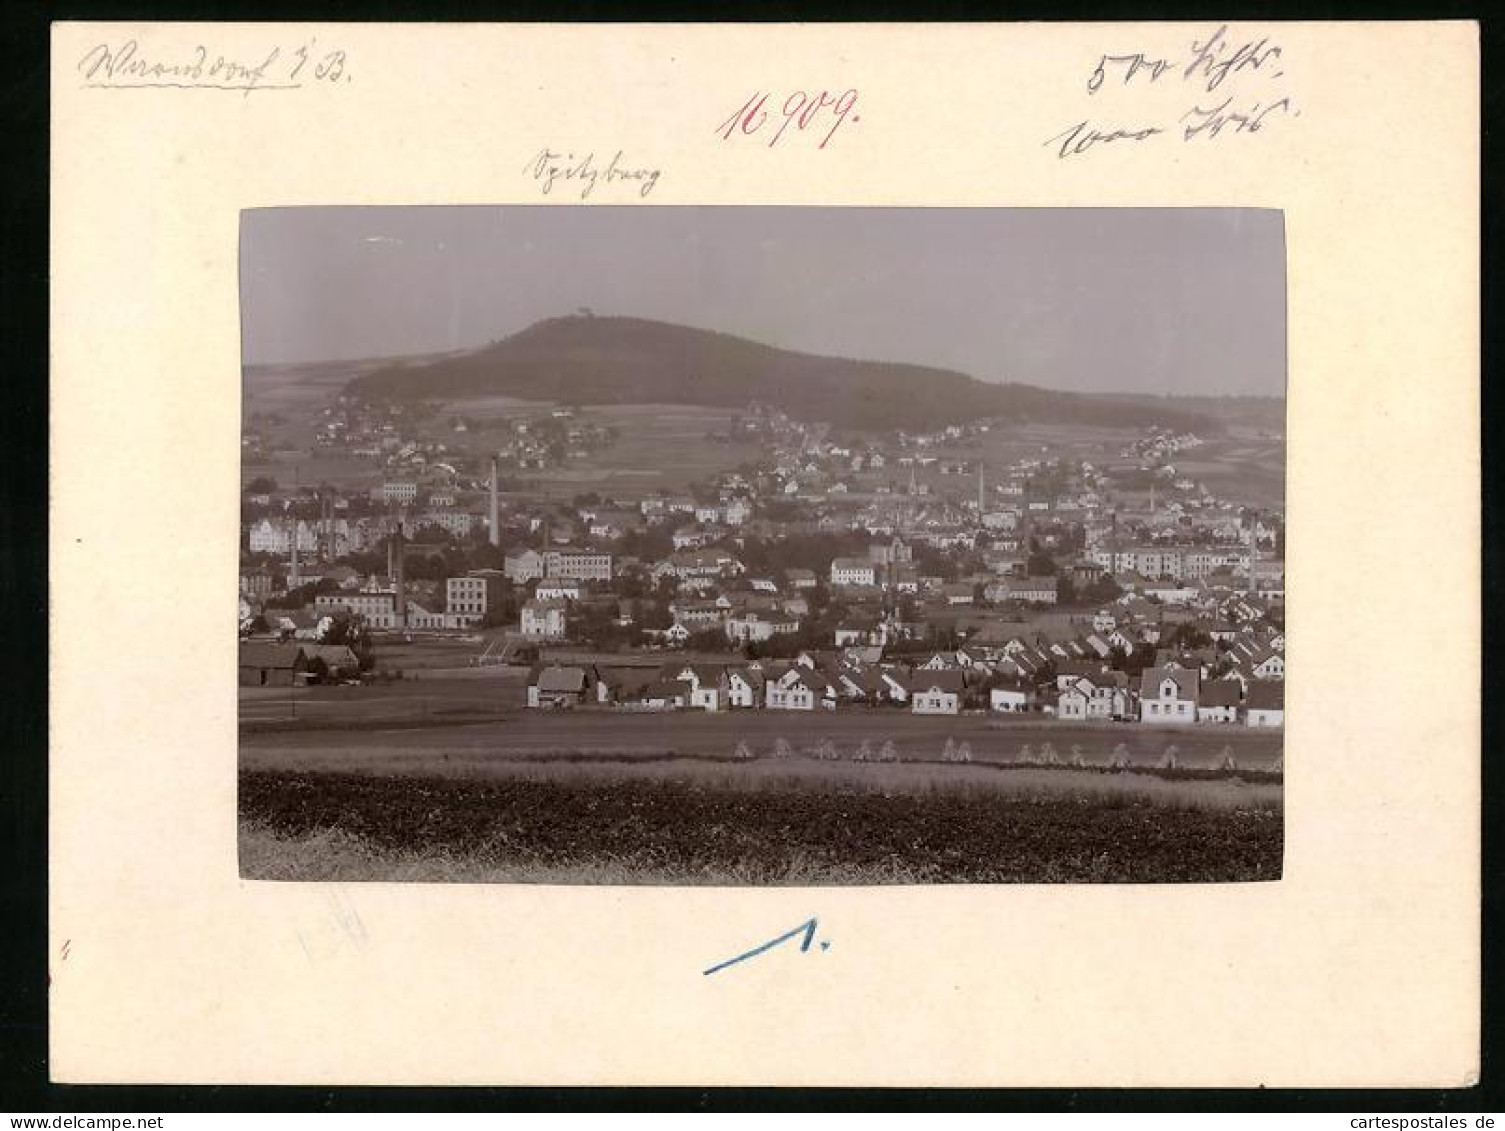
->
left=524, top=149, right=663, bottom=200
left=77, top=37, right=352, bottom=93
left=1051, top=24, right=1295, bottom=159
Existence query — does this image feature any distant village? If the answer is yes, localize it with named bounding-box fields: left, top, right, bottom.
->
left=240, top=400, right=1285, bottom=728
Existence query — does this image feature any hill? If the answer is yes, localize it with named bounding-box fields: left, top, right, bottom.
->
left=343, top=315, right=1220, bottom=434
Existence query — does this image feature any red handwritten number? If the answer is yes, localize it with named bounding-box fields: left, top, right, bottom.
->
left=770, top=91, right=806, bottom=147
left=821, top=90, right=858, bottom=149
left=717, top=89, right=859, bottom=149
left=717, top=92, right=769, bottom=140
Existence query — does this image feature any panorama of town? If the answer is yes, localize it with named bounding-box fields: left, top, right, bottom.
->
left=238, top=397, right=1286, bottom=733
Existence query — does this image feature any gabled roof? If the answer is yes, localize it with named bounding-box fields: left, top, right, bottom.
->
left=783, top=668, right=833, bottom=695
left=841, top=670, right=889, bottom=695
left=1139, top=666, right=1199, bottom=699
left=239, top=642, right=304, bottom=669
left=726, top=666, right=763, bottom=687
left=908, top=670, right=967, bottom=694
left=1200, top=679, right=1243, bottom=708
left=1247, top=680, right=1285, bottom=710
left=536, top=666, right=589, bottom=693
left=640, top=679, right=691, bottom=700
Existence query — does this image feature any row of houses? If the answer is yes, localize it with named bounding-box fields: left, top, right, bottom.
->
left=524, top=655, right=1285, bottom=726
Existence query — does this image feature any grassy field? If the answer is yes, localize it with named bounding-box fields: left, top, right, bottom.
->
left=241, top=683, right=1282, bottom=771
left=239, top=683, right=1282, bottom=884
left=239, top=759, right=1282, bottom=885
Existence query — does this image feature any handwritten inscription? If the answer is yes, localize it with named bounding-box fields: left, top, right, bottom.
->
left=78, top=37, right=351, bottom=92
left=1048, top=25, right=1296, bottom=159
left=717, top=90, right=860, bottom=149
left=525, top=149, right=662, bottom=200
left=703, top=917, right=829, bottom=977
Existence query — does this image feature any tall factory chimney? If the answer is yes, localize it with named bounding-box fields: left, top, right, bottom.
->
left=489, top=455, right=501, bottom=547
left=289, top=516, right=301, bottom=588
left=1247, top=510, right=1259, bottom=594
left=393, top=519, right=408, bottom=626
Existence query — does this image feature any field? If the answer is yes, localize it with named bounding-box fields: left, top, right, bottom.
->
left=240, top=761, right=1281, bottom=885
left=240, top=683, right=1281, bottom=768
left=244, top=364, right=770, bottom=495
left=244, top=356, right=1285, bottom=506
left=239, top=684, right=1282, bottom=884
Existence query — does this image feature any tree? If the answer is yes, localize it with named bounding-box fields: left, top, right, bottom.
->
left=1031, top=658, right=1058, bottom=689
left=1168, top=623, right=1213, bottom=650
left=638, top=601, right=672, bottom=630
left=324, top=612, right=376, bottom=671
left=1027, top=551, right=1058, bottom=576
left=245, top=476, right=278, bottom=494
left=685, top=626, right=729, bottom=652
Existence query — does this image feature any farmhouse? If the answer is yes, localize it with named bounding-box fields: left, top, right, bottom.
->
left=765, top=667, right=836, bottom=711
left=1139, top=666, right=1199, bottom=725
left=660, top=663, right=731, bottom=712
left=726, top=668, right=762, bottom=708
left=989, top=680, right=1031, bottom=713
left=909, top=671, right=967, bottom=715
left=1197, top=679, right=1243, bottom=723
left=238, top=642, right=308, bottom=687
left=527, top=664, right=608, bottom=708
left=637, top=680, right=690, bottom=710
left=301, top=644, right=361, bottom=682
left=1246, top=680, right=1285, bottom=727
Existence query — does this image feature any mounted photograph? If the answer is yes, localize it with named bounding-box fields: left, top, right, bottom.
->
left=237, top=205, right=1287, bottom=885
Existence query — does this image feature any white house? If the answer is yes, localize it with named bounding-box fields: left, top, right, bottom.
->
left=535, top=578, right=583, bottom=602
left=724, top=611, right=800, bottom=644
left=1139, top=666, right=1199, bottom=725
left=1059, top=673, right=1131, bottom=720
left=1250, top=650, right=1285, bottom=680
left=989, top=683, right=1030, bottom=713
left=1245, top=681, right=1285, bottom=727
left=829, top=557, right=878, bottom=587
left=520, top=599, right=568, bottom=640
left=1058, top=680, right=1092, bottom=721
left=638, top=680, right=690, bottom=710
left=909, top=672, right=965, bottom=715
left=726, top=668, right=761, bottom=708
left=689, top=669, right=729, bottom=711
left=879, top=670, right=911, bottom=704
left=765, top=667, right=833, bottom=711
left=1197, top=679, right=1242, bottom=724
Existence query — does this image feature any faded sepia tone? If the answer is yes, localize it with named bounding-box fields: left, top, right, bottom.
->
left=236, top=205, right=1288, bottom=887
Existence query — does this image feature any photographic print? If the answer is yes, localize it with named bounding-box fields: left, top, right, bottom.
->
left=237, top=205, right=1286, bottom=885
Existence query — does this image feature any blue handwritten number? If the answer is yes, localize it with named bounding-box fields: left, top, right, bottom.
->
left=703, top=917, right=827, bottom=976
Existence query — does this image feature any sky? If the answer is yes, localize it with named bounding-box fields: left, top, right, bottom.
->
left=240, top=206, right=1286, bottom=397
